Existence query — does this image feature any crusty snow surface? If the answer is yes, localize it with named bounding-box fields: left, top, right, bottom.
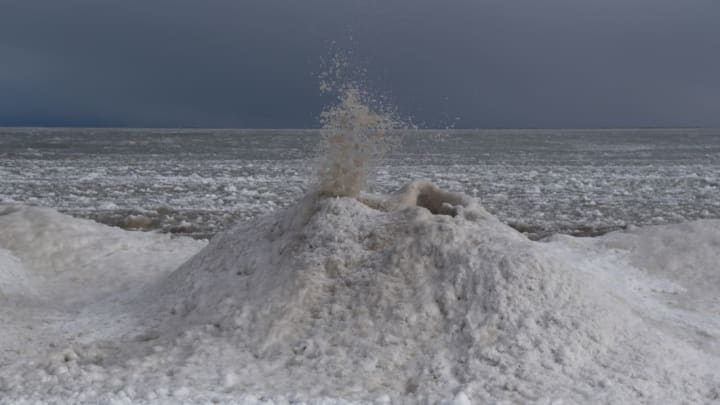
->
left=0, top=182, right=719, bottom=404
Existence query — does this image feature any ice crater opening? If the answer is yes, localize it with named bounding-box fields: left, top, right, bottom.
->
left=389, top=180, right=468, bottom=217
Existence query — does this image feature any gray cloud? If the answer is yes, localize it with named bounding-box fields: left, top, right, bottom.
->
left=1, top=0, right=719, bottom=128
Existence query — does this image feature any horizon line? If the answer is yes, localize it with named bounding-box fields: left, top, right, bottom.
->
left=1, top=126, right=718, bottom=131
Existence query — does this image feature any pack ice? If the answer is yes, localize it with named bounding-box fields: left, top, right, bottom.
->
left=0, top=182, right=718, bottom=404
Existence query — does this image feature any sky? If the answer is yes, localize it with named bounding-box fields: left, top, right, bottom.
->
left=1, top=0, right=719, bottom=129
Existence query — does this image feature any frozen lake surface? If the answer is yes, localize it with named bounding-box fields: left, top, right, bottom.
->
left=1, top=127, right=719, bottom=239
left=2, top=128, right=720, bottom=403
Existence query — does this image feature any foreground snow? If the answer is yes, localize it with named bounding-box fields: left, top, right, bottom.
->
left=0, top=183, right=719, bottom=404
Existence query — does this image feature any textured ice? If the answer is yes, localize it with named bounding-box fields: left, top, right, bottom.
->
left=2, top=127, right=719, bottom=239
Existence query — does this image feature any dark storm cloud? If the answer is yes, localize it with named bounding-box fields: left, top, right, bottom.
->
left=1, top=0, right=719, bottom=128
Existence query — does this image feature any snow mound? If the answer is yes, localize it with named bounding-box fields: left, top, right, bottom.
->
left=0, top=204, right=205, bottom=305
left=1, top=185, right=719, bottom=403
left=599, top=220, right=720, bottom=313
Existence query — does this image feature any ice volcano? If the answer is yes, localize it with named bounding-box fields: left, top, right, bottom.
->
left=147, top=181, right=720, bottom=403
left=3, top=181, right=713, bottom=403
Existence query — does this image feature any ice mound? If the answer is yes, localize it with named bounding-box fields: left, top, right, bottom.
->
left=599, top=220, right=720, bottom=313
left=0, top=204, right=205, bottom=384
left=1, top=186, right=719, bottom=404
left=0, top=204, right=204, bottom=306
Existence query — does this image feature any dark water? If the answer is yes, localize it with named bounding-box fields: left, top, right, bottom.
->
left=1, top=127, right=719, bottom=239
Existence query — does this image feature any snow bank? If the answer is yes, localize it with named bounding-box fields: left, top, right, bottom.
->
left=0, top=203, right=206, bottom=378
left=1, top=185, right=719, bottom=404
left=599, top=220, right=720, bottom=313
left=0, top=204, right=205, bottom=305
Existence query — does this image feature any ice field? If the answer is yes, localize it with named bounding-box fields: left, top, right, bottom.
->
left=1, top=127, right=719, bottom=403
left=2, top=128, right=719, bottom=239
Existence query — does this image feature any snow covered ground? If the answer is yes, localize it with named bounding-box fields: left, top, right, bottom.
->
left=1, top=182, right=718, bottom=404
